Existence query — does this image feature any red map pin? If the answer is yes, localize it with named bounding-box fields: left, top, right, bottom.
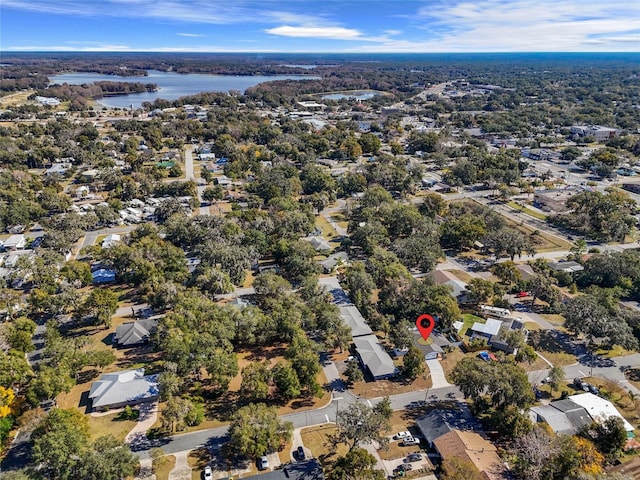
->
left=416, top=314, right=435, bottom=341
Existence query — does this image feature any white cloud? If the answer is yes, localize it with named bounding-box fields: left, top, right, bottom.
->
left=266, top=25, right=362, bottom=40
left=404, top=0, right=640, bottom=51
left=177, top=33, right=205, bottom=37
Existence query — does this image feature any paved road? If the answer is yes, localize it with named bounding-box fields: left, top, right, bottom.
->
left=133, top=384, right=462, bottom=459
left=529, top=354, right=640, bottom=395
left=79, top=225, right=137, bottom=251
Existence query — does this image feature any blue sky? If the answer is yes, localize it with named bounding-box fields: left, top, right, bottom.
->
left=1, top=0, right=639, bottom=52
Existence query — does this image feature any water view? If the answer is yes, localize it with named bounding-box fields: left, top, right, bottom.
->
left=48, top=69, right=320, bottom=108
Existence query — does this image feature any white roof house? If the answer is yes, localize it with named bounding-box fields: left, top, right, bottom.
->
left=470, top=319, right=502, bottom=337
left=89, top=368, right=159, bottom=411
left=569, top=393, right=635, bottom=432
left=4, top=235, right=26, bottom=250
left=102, top=234, right=122, bottom=249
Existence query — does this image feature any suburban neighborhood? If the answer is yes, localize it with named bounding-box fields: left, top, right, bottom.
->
left=0, top=50, right=639, bottom=480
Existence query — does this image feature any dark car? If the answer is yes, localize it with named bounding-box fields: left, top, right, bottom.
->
left=588, top=384, right=600, bottom=395
left=405, top=453, right=422, bottom=463
left=573, top=377, right=584, bottom=389
left=394, top=464, right=413, bottom=473
left=297, top=446, right=306, bottom=461
left=30, top=236, right=44, bottom=248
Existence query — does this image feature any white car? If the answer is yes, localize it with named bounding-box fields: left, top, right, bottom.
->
left=400, top=436, right=420, bottom=446
left=394, top=431, right=411, bottom=440
left=259, top=456, right=269, bottom=470
left=204, top=466, right=213, bottom=479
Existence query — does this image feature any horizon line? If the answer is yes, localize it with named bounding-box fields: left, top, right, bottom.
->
left=2, top=50, right=639, bottom=54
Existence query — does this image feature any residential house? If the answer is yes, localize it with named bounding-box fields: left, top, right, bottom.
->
left=433, top=270, right=468, bottom=300
left=516, top=264, right=536, bottom=281
left=113, top=319, right=158, bottom=347
left=102, top=234, right=122, bottom=249
left=78, top=169, right=100, bottom=183
left=45, top=163, right=71, bottom=177
left=352, top=334, right=398, bottom=380
left=417, top=405, right=482, bottom=447
left=433, top=430, right=508, bottom=480
left=306, top=237, right=331, bottom=252
left=569, top=393, right=635, bottom=432
left=92, top=268, right=116, bottom=284
left=256, top=459, right=324, bottom=480
left=88, top=368, right=159, bottom=411
left=339, top=305, right=373, bottom=338
left=529, top=405, right=580, bottom=435
left=319, top=251, right=349, bottom=273
left=4, top=235, right=26, bottom=250
left=548, top=261, right=584, bottom=274
left=470, top=317, right=527, bottom=353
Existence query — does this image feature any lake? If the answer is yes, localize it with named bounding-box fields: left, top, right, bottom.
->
left=48, top=70, right=320, bottom=108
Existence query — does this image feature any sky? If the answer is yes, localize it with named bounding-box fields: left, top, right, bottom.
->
left=1, top=0, right=639, bottom=53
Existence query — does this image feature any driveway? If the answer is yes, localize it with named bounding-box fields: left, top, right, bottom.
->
left=426, top=359, right=451, bottom=388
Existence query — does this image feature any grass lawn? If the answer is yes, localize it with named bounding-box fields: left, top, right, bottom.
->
left=87, top=412, right=138, bottom=443
left=538, top=314, right=566, bottom=327
left=316, top=215, right=340, bottom=240
left=378, top=440, right=420, bottom=461
left=350, top=370, right=432, bottom=399
left=594, top=344, right=636, bottom=358
left=445, top=269, right=473, bottom=283
left=506, top=201, right=548, bottom=220
left=300, top=425, right=348, bottom=462
left=154, top=454, right=176, bottom=480
left=460, top=314, right=484, bottom=337
left=528, top=329, right=578, bottom=367
left=439, top=349, right=466, bottom=383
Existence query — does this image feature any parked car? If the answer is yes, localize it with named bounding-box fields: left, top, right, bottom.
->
left=258, top=456, right=269, bottom=470
left=400, top=437, right=420, bottom=446
left=405, top=453, right=422, bottom=462
left=297, top=446, right=306, bottom=461
left=394, top=431, right=411, bottom=440
left=30, top=236, right=44, bottom=248
left=573, top=377, right=584, bottom=389
left=515, top=291, right=530, bottom=298
left=588, top=384, right=600, bottom=395
left=204, top=466, right=213, bottom=480
left=394, top=464, right=413, bottom=473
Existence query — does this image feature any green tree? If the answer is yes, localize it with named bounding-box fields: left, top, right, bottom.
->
left=31, top=408, right=90, bottom=480
left=60, top=260, right=93, bottom=287
left=491, top=260, right=522, bottom=287
left=452, top=357, right=534, bottom=411
left=4, top=316, right=36, bottom=353
left=241, top=363, right=271, bottom=402
left=76, top=435, right=138, bottom=480
left=79, top=288, right=118, bottom=328
left=160, top=396, right=193, bottom=432
left=332, top=402, right=391, bottom=451
left=548, top=365, right=565, bottom=394
left=286, top=333, right=321, bottom=397
left=272, top=362, right=301, bottom=400
left=344, top=359, right=364, bottom=385
left=327, top=447, right=385, bottom=480
left=402, top=346, right=426, bottom=382
left=228, top=403, right=293, bottom=457
left=581, top=416, right=627, bottom=460
left=466, top=278, right=495, bottom=305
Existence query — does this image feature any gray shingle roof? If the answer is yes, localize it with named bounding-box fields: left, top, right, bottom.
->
left=416, top=405, right=481, bottom=445
left=353, top=335, right=397, bottom=379
left=114, top=319, right=158, bottom=347
left=89, top=368, right=159, bottom=409
left=339, top=306, right=373, bottom=338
